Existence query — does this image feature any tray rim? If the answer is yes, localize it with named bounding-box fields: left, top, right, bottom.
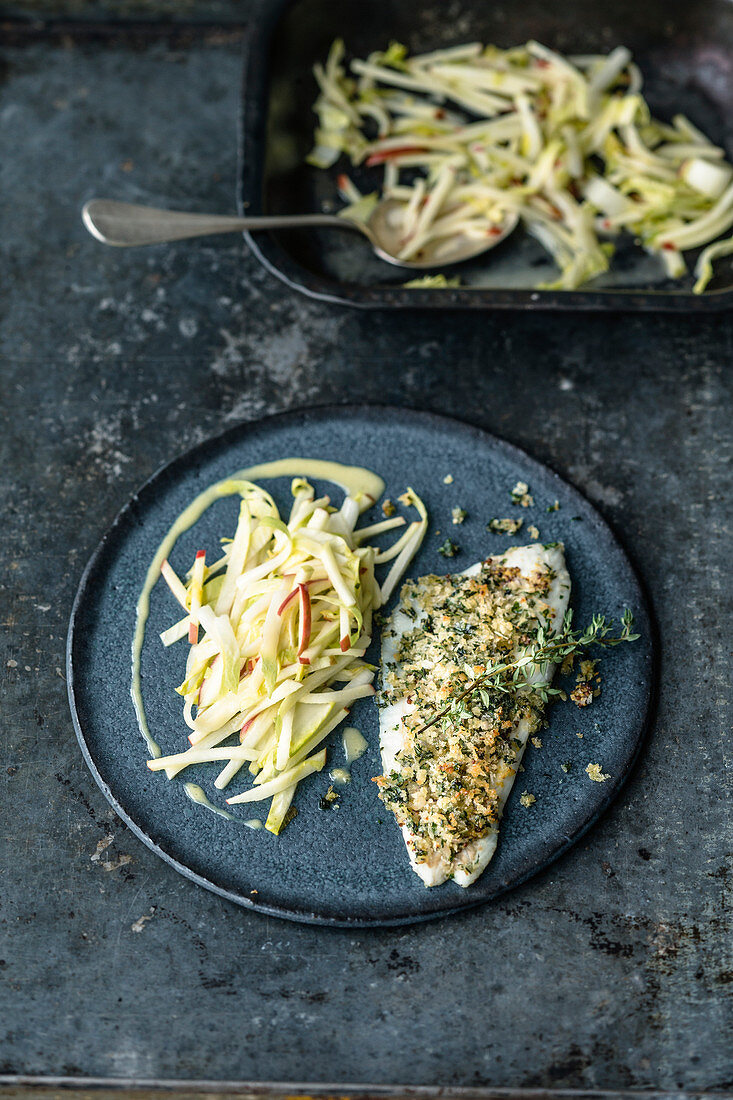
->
left=238, top=0, right=733, bottom=312
left=66, top=404, right=657, bottom=928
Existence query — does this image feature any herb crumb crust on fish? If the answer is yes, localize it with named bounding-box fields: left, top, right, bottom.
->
left=376, top=543, right=571, bottom=888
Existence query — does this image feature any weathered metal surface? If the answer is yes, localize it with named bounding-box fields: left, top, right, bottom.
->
left=0, top=17, right=731, bottom=1093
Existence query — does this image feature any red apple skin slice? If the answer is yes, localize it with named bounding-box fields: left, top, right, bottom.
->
left=297, top=585, right=311, bottom=656
left=279, top=578, right=323, bottom=617
left=239, top=714, right=256, bottom=742
left=277, top=587, right=298, bottom=616
left=366, top=146, right=427, bottom=166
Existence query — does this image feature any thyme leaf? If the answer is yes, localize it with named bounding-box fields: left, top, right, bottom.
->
left=411, top=608, right=640, bottom=738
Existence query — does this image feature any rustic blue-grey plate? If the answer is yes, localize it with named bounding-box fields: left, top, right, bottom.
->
left=67, top=407, right=654, bottom=927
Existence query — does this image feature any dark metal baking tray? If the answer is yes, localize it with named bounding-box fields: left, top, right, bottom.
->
left=239, top=0, right=733, bottom=310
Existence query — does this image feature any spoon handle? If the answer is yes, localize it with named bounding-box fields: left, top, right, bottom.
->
left=82, top=199, right=351, bottom=247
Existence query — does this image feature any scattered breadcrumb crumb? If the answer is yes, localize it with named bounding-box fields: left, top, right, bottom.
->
left=561, top=761, right=572, bottom=773
left=451, top=506, right=467, bottom=525
left=90, top=836, right=113, bottom=862
left=528, top=525, right=540, bottom=540
left=531, top=737, right=542, bottom=749
left=382, top=499, right=396, bottom=517
left=511, top=481, right=534, bottom=507
left=576, top=731, right=584, bottom=739
left=571, top=682, right=594, bottom=707
left=131, top=907, right=156, bottom=933
left=520, top=791, right=536, bottom=807
left=547, top=500, right=560, bottom=512
left=102, top=854, right=132, bottom=872
left=488, top=517, right=523, bottom=534
left=90, top=835, right=132, bottom=871
left=443, top=474, right=453, bottom=484
left=586, top=763, right=610, bottom=782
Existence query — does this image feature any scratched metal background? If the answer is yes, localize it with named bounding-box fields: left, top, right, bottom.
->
left=0, top=3, right=731, bottom=1092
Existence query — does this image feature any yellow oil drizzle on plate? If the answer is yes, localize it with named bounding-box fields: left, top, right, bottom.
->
left=184, top=784, right=263, bottom=829
left=183, top=782, right=236, bottom=820
left=329, top=767, right=351, bottom=786
left=329, top=727, right=369, bottom=785
left=131, top=459, right=385, bottom=757
left=342, top=726, right=368, bottom=763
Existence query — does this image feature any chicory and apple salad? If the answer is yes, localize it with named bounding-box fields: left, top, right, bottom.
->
left=308, top=38, right=733, bottom=292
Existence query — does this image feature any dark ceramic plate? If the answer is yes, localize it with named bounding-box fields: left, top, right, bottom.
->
left=240, top=0, right=733, bottom=310
left=67, top=407, right=653, bottom=926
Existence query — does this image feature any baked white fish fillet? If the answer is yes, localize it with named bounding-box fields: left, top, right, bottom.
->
left=378, top=543, right=571, bottom=888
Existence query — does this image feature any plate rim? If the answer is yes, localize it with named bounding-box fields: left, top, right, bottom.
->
left=66, top=404, right=657, bottom=927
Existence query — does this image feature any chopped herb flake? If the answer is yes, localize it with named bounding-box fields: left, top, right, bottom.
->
left=438, top=538, right=460, bottom=558
left=319, top=785, right=341, bottom=810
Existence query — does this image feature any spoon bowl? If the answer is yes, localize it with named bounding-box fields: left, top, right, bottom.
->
left=364, top=198, right=518, bottom=269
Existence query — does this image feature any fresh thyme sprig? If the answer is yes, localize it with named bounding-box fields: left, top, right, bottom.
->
left=413, top=609, right=639, bottom=738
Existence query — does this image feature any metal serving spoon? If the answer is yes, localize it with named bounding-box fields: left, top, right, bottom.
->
left=82, top=199, right=517, bottom=271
